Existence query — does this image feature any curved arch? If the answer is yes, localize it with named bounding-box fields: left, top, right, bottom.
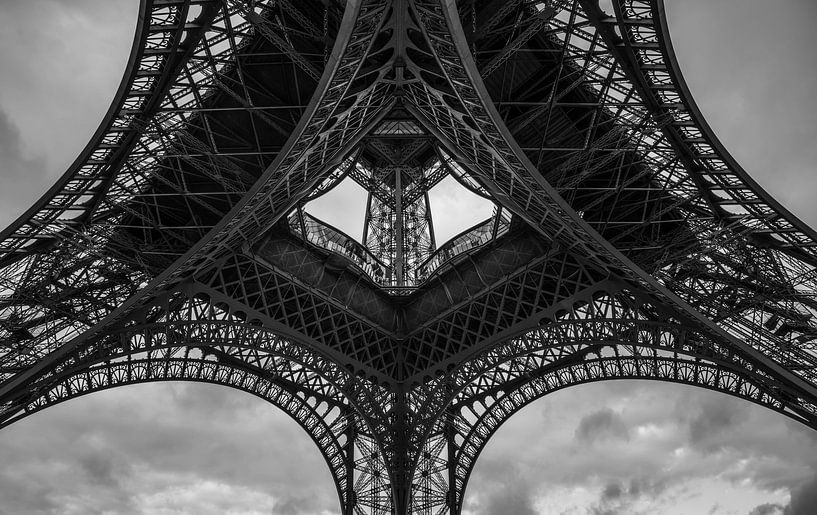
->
left=0, top=0, right=344, bottom=252
left=2, top=304, right=395, bottom=514
left=428, top=0, right=817, bottom=398
left=0, top=0, right=156, bottom=245
left=0, top=0, right=347, bottom=387
left=410, top=286, right=817, bottom=451
left=433, top=287, right=817, bottom=512
left=450, top=351, right=797, bottom=514
left=5, top=357, right=355, bottom=513
left=5, top=318, right=392, bottom=450
left=644, top=0, right=817, bottom=250
left=403, top=284, right=817, bottom=513
left=590, top=0, right=817, bottom=378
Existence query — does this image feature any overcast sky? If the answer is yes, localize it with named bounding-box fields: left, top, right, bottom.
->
left=1, top=1, right=816, bottom=514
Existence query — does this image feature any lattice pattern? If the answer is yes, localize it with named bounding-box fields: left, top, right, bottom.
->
left=2, top=1, right=817, bottom=514
left=0, top=0, right=341, bottom=379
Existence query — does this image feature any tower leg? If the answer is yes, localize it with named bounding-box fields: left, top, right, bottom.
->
left=446, top=412, right=460, bottom=515
left=349, top=429, right=393, bottom=514
left=407, top=415, right=459, bottom=515
left=344, top=415, right=357, bottom=515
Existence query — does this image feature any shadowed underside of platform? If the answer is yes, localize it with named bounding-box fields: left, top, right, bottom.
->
left=2, top=1, right=817, bottom=513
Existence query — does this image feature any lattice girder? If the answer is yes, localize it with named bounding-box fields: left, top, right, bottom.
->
left=413, top=288, right=817, bottom=512
left=1, top=295, right=398, bottom=514
left=400, top=0, right=817, bottom=407
left=3, top=1, right=817, bottom=514
left=0, top=0, right=343, bottom=385
left=464, top=0, right=817, bottom=382
left=4, top=354, right=379, bottom=514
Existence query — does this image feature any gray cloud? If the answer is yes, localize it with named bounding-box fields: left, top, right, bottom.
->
left=684, top=393, right=746, bottom=450
left=77, top=448, right=128, bottom=490
left=463, top=461, right=538, bottom=515
left=468, top=382, right=817, bottom=512
left=787, top=473, right=817, bottom=515
left=274, top=494, right=335, bottom=515
left=0, top=471, right=59, bottom=515
left=750, top=504, right=785, bottom=515
left=590, top=477, right=670, bottom=514
left=0, top=383, right=340, bottom=514
left=575, top=407, right=630, bottom=444
left=481, top=480, right=537, bottom=515
left=0, top=107, right=48, bottom=224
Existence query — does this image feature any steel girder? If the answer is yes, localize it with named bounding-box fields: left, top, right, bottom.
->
left=2, top=1, right=817, bottom=514
left=0, top=0, right=343, bottom=380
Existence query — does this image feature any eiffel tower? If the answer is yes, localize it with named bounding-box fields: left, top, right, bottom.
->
left=2, top=0, right=817, bottom=513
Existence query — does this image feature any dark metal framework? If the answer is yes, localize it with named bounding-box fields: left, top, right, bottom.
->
left=2, top=0, right=817, bottom=513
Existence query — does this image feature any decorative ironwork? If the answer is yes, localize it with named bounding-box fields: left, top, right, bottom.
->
left=2, top=1, right=817, bottom=514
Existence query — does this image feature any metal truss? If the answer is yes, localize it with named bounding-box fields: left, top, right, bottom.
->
left=1, top=288, right=395, bottom=514
left=2, top=1, right=817, bottom=513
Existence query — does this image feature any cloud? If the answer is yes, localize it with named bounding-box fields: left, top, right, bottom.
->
left=0, top=107, right=48, bottom=225
left=0, top=0, right=137, bottom=229
left=77, top=447, right=129, bottom=490
left=274, top=494, right=336, bottom=515
left=601, top=481, right=623, bottom=501
left=0, top=470, right=60, bottom=515
left=468, top=382, right=813, bottom=513
left=750, top=503, right=786, bottom=515
left=0, top=382, right=340, bottom=514
left=481, top=481, right=538, bottom=515
left=133, top=478, right=277, bottom=515
left=589, top=477, right=670, bottom=514
left=575, top=407, right=630, bottom=444
left=684, top=394, right=747, bottom=451
left=464, top=461, right=538, bottom=515
left=787, top=473, right=817, bottom=515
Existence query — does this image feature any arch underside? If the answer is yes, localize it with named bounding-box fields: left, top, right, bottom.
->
left=3, top=317, right=396, bottom=515
left=410, top=286, right=817, bottom=513
left=4, top=311, right=806, bottom=515
left=448, top=345, right=800, bottom=514
left=2, top=0, right=817, bottom=514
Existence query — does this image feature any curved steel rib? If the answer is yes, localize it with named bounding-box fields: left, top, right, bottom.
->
left=0, top=0, right=381, bottom=397
left=0, top=0, right=341, bottom=381
left=11, top=356, right=363, bottom=513
left=416, top=0, right=817, bottom=404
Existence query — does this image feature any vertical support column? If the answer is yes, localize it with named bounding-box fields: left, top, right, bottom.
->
left=445, top=410, right=459, bottom=515
left=394, top=168, right=405, bottom=286
left=362, top=191, right=373, bottom=244
left=424, top=191, right=436, bottom=251
left=391, top=384, right=411, bottom=515
left=344, top=412, right=357, bottom=515
left=407, top=417, right=456, bottom=514
left=341, top=406, right=394, bottom=515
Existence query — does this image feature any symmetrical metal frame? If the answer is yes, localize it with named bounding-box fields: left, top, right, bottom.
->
left=2, top=1, right=817, bottom=513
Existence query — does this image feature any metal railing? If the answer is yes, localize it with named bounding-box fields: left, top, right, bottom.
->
left=289, top=206, right=512, bottom=289
left=289, top=211, right=395, bottom=284
left=416, top=207, right=512, bottom=282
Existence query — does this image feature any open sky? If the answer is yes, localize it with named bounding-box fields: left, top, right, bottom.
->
left=1, top=1, right=817, bottom=514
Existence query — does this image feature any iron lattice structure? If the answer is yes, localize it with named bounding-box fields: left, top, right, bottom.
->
left=2, top=0, right=817, bottom=513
